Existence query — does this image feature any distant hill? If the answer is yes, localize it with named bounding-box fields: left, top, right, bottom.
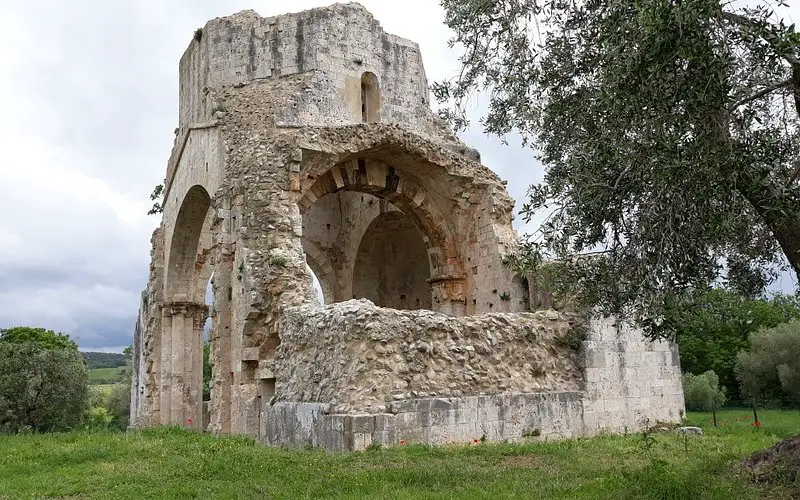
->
left=82, top=352, right=127, bottom=369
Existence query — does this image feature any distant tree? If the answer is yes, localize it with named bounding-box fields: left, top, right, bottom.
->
left=736, top=319, right=800, bottom=402
left=682, top=370, right=727, bottom=412
left=203, top=343, right=211, bottom=401
left=0, top=343, right=88, bottom=432
left=82, top=351, right=128, bottom=369
left=0, top=327, right=78, bottom=351
left=437, top=0, right=800, bottom=336
left=664, top=290, right=800, bottom=400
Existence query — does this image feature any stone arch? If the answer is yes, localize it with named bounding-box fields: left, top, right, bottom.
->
left=166, top=185, right=213, bottom=302
left=298, top=157, right=467, bottom=315
left=361, top=72, right=380, bottom=123
left=303, top=240, right=335, bottom=304
left=160, top=184, right=214, bottom=430
left=352, top=211, right=432, bottom=309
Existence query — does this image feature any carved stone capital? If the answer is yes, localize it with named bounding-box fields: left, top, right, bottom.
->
left=164, top=301, right=209, bottom=328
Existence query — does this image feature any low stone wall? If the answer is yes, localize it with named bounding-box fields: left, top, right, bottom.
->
left=263, top=392, right=586, bottom=451
left=262, top=305, right=685, bottom=451
left=274, top=301, right=585, bottom=414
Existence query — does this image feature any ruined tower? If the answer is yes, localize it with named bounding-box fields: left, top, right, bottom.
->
left=131, top=3, right=685, bottom=450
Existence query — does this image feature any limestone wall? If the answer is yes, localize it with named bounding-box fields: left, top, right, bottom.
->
left=178, top=4, right=446, bottom=138
left=260, top=310, right=685, bottom=451
left=275, top=300, right=585, bottom=414
left=582, top=318, right=685, bottom=432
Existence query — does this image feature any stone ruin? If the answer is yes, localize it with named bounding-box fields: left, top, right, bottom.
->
left=130, top=3, right=685, bottom=451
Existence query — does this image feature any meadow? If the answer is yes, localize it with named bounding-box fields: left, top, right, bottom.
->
left=0, top=409, right=797, bottom=499
left=87, top=366, right=127, bottom=385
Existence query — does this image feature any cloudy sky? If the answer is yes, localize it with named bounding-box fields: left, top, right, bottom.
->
left=0, top=1, right=797, bottom=351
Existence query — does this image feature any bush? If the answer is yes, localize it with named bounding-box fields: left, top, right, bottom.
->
left=736, top=320, right=800, bottom=402
left=87, top=406, right=115, bottom=429
left=682, top=370, right=726, bottom=411
left=0, top=343, right=89, bottom=432
left=104, top=379, right=131, bottom=430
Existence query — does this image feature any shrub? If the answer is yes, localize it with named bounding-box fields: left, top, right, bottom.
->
left=104, top=381, right=131, bottom=430
left=682, top=370, right=726, bottom=412
left=87, top=406, right=115, bottom=429
left=736, top=320, right=800, bottom=402
left=0, top=343, right=89, bottom=432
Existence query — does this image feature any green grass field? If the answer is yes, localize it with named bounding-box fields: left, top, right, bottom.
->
left=88, top=367, right=126, bottom=385
left=0, top=409, right=797, bottom=499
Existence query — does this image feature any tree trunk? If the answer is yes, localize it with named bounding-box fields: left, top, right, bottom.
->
left=738, top=185, right=800, bottom=281
left=771, top=215, right=800, bottom=279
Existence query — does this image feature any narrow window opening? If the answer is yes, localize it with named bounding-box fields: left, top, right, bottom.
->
left=360, top=72, right=380, bottom=123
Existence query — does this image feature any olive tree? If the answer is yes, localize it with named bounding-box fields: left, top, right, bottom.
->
left=736, top=319, right=800, bottom=402
left=436, top=0, right=800, bottom=336
left=0, top=342, right=89, bottom=432
left=682, top=370, right=727, bottom=411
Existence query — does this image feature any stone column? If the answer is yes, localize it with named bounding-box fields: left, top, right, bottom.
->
left=161, top=302, right=208, bottom=428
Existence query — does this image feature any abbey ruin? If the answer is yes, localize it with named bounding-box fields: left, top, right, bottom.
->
left=130, top=3, right=685, bottom=450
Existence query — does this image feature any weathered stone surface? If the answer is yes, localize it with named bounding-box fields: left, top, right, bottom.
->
left=676, top=427, right=704, bottom=436
left=276, top=301, right=582, bottom=413
left=130, top=3, right=685, bottom=449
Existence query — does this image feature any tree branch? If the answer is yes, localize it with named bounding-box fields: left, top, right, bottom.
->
left=721, top=10, right=800, bottom=117
left=728, top=78, right=791, bottom=110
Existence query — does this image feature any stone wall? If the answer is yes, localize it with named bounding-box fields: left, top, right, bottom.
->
left=274, top=301, right=585, bottom=414
left=259, top=312, right=684, bottom=451
left=582, top=318, right=684, bottom=433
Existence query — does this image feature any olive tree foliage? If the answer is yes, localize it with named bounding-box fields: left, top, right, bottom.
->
left=0, top=343, right=89, bottom=432
left=436, top=0, right=800, bottom=337
left=681, top=370, right=727, bottom=411
left=735, top=319, right=800, bottom=401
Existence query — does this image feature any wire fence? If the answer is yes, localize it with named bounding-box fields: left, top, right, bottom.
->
left=719, top=399, right=800, bottom=411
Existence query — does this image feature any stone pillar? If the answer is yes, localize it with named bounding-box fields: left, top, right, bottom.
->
left=161, top=302, right=208, bottom=428
left=210, top=253, right=234, bottom=434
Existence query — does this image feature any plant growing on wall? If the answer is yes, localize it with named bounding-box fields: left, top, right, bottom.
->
left=147, top=184, right=164, bottom=215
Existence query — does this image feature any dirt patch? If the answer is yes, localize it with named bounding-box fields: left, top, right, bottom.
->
left=743, top=436, right=800, bottom=490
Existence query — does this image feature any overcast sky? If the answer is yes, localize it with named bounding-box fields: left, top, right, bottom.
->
left=0, top=1, right=797, bottom=352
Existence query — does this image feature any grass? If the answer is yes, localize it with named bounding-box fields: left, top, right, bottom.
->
left=88, top=367, right=126, bottom=385
left=0, top=409, right=797, bottom=499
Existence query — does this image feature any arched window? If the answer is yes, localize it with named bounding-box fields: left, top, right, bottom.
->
left=360, top=72, right=380, bottom=123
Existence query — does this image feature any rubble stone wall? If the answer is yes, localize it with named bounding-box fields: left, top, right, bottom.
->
left=274, top=301, right=585, bottom=414
left=259, top=308, right=684, bottom=450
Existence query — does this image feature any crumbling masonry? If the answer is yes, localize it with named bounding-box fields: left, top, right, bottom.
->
left=131, top=3, right=685, bottom=450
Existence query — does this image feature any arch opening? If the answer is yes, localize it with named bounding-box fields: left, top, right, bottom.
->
left=162, top=184, right=213, bottom=430
left=353, top=211, right=432, bottom=309
left=301, top=190, right=433, bottom=310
